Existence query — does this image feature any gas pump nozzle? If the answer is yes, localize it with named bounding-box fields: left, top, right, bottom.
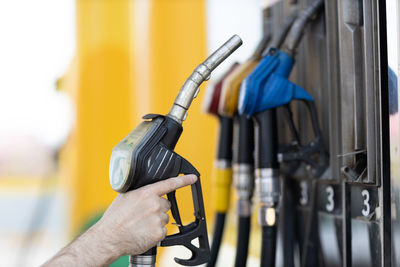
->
left=109, top=35, right=242, bottom=267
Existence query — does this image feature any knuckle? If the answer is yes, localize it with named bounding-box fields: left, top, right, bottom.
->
left=155, top=215, right=162, bottom=225
left=160, top=199, right=170, bottom=212
left=163, top=214, right=169, bottom=224
left=146, top=198, right=159, bottom=212
left=152, top=200, right=161, bottom=212
left=164, top=180, right=174, bottom=191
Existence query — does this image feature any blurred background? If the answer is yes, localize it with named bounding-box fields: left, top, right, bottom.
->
left=0, top=0, right=268, bottom=266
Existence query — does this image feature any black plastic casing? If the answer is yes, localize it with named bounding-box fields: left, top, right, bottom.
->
left=125, top=114, right=183, bottom=190
left=122, top=113, right=210, bottom=266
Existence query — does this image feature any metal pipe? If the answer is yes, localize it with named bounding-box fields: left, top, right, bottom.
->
left=268, top=12, right=298, bottom=51
left=130, top=247, right=157, bottom=267
left=168, top=35, right=242, bottom=124
left=282, top=0, right=324, bottom=56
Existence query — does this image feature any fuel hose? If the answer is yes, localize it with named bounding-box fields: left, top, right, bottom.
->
left=254, top=109, right=279, bottom=267
left=233, top=115, right=254, bottom=267
left=208, top=213, right=226, bottom=267
left=208, top=115, right=234, bottom=267
left=261, top=224, right=278, bottom=267
left=235, top=216, right=251, bottom=267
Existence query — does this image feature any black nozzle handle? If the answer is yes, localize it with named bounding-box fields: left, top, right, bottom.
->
left=282, top=104, right=300, bottom=143
left=160, top=157, right=210, bottom=266
left=167, top=191, right=183, bottom=226
left=279, top=100, right=328, bottom=177
left=304, top=100, right=323, bottom=140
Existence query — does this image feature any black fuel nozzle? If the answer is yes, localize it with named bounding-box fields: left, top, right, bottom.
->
left=109, top=35, right=242, bottom=267
left=236, top=2, right=326, bottom=266
left=278, top=100, right=329, bottom=178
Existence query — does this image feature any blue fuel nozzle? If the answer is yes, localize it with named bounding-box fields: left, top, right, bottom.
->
left=238, top=48, right=313, bottom=116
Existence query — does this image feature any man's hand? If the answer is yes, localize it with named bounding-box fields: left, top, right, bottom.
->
left=42, top=174, right=197, bottom=267
left=98, top=174, right=198, bottom=256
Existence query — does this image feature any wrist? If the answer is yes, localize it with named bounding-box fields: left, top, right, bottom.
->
left=82, top=222, right=122, bottom=265
left=42, top=221, right=121, bottom=267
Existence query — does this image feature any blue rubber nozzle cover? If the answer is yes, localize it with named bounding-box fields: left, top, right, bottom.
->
left=238, top=48, right=313, bottom=116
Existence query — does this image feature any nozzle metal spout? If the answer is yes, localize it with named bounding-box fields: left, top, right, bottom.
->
left=167, top=35, right=242, bottom=124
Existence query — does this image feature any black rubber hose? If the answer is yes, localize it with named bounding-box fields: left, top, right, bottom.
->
left=254, top=109, right=278, bottom=169
left=207, top=213, right=226, bottom=267
left=217, top=116, right=234, bottom=160
left=234, top=216, right=251, bottom=267
left=260, top=225, right=277, bottom=267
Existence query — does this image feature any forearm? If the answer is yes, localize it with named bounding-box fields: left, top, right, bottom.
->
left=42, top=223, right=120, bottom=267
left=43, top=175, right=196, bottom=266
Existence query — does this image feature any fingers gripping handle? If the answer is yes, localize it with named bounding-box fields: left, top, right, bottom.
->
left=161, top=157, right=210, bottom=266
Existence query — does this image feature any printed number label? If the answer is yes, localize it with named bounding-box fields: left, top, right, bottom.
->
left=326, top=186, right=335, bottom=212
left=299, top=181, right=308, bottom=206
left=361, top=189, right=370, bottom=217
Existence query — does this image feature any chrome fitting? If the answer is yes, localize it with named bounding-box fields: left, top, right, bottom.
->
left=255, top=168, right=280, bottom=207
left=233, top=163, right=254, bottom=216
left=237, top=199, right=252, bottom=217
left=215, top=159, right=232, bottom=169
left=129, top=255, right=156, bottom=267
left=258, top=205, right=277, bottom=226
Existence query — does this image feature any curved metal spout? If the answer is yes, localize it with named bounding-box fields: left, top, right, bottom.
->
left=167, top=35, right=242, bottom=124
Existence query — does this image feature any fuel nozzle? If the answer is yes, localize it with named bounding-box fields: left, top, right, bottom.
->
left=168, top=35, right=243, bottom=124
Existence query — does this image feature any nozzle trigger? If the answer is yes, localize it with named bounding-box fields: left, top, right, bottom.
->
left=161, top=157, right=210, bottom=266
left=167, top=191, right=183, bottom=227
left=279, top=100, right=328, bottom=177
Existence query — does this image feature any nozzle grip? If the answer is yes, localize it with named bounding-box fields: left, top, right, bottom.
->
left=167, top=191, right=183, bottom=227
left=278, top=100, right=328, bottom=177
left=161, top=156, right=210, bottom=266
